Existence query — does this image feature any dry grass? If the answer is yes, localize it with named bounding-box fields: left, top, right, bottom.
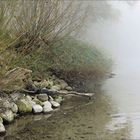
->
left=0, top=1, right=112, bottom=91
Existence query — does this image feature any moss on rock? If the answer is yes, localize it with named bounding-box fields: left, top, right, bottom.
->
left=16, top=99, right=32, bottom=114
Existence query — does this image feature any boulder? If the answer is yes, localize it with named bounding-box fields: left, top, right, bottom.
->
left=0, top=67, right=32, bottom=92
left=0, top=123, right=6, bottom=135
left=10, top=102, right=18, bottom=113
left=42, top=101, right=52, bottom=107
left=16, top=99, right=32, bottom=113
left=32, top=105, right=43, bottom=113
left=37, top=94, right=48, bottom=102
left=51, top=85, right=61, bottom=91
left=65, top=86, right=73, bottom=91
left=42, top=101, right=53, bottom=113
left=50, top=101, right=60, bottom=108
left=0, top=110, right=14, bottom=123
left=43, top=105, right=53, bottom=113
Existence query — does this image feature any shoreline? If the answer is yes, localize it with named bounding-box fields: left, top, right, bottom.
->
left=0, top=86, right=95, bottom=135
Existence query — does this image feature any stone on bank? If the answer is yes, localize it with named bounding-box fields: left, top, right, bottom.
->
left=0, top=122, right=6, bottom=135
left=32, top=105, right=43, bottom=113
left=16, top=99, right=32, bottom=114
left=43, top=101, right=53, bottom=113
left=10, top=102, right=18, bottom=113
left=37, top=94, right=48, bottom=102
left=0, top=117, right=5, bottom=135
left=50, top=101, right=60, bottom=108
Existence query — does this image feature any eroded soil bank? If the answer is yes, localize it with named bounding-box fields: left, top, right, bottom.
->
left=1, top=94, right=130, bottom=140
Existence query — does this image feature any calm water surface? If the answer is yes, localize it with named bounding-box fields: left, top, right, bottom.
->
left=99, top=2, right=140, bottom=139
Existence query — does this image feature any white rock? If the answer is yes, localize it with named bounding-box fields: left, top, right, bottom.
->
left=32, top=105, right=43, bottom=113
left=0, top=122, right=6, bottom=134
left=43, top=105, right=53, bottom=113
left=42, top=101, right=51, bottom=107
left=10, top=102, right=18, bottom=113
left=50, top=101, right=60, bottom=108
left=42, top=101, right=53, bottom=113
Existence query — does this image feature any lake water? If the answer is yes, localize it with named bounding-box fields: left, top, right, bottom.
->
left=93, top=2, right=140, bottom=139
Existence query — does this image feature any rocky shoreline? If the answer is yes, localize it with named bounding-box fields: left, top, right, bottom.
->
left=0, top=91, right=64, bottom=135
left=0, top=67, right=94, bottom=135
left=0, top=67, right=72, bottom=135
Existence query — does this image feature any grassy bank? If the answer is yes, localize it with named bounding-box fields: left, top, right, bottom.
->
left=0, top=37, right=112, bottom=92
left=0, top=1, right=112, bottom=92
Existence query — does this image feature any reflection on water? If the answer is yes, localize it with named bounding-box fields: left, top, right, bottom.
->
left=81, top=1, right=140, bottom=139
left=104, top=72, right=140, bottom=139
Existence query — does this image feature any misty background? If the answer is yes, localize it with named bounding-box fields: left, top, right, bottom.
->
left=84, top=1, right=140, bottom=75
left=82, top=1, right=140, bottom=114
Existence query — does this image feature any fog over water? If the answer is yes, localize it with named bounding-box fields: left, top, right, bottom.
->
left=85, top=1, right=140, bottom=74
left=84, top=2, right=140, bottom=139
left=83, top=1, right=140, bottom=112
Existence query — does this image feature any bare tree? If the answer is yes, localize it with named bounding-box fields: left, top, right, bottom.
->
left=0, top=0, right=16, bottom=50
left=0, top=0, right=87, bottom=53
